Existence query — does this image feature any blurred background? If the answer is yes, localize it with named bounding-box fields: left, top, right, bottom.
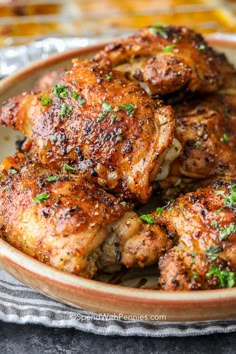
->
left=0, top=0, right=235, bottom=77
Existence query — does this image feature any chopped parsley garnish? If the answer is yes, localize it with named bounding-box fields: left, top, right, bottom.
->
left=206, top=264, right=235, bottom=288
left=215, top=207, right=224, bottom=215
left=195, top=141, right=202, bottom=147
left=105, top=74, right=113, bottom=80
left=156, top=206, right=166, bottom=216
left=40, top=96, right=53, bottom=106
left=98, top=102, right=113, bottom=121
left=219, top=223, right=236, bottom=240
left=50, top=135, right=58, bottom=142
left=210, top=220, right=218, bottom=228
left=205, top=246, right=222, bottom=261
left=110, top=113, right=117, bottom=124
left=140, top=213, right=156, bottom=224
left=72, top=91, right=86, bottom=105
left=61, top=163, right=75, bottom=173
left=221, top=133, right=230, bottom=143
left=191, top=252, right=197, bottom=264
left=191, top=272, right=199, bottom=281
left=59, top=103, right=73, bottom=117
left=33, top=193, right=50, bottom=203
left=52, top=84, right=69, bottom=98
left=162, top=45, right=175, bottom=53
left=224, top=184, right=236, bottom=208
left=149, top=23, right=168, bottom=38
left=9, top=168, right=18, bottom=175
left=215, top=190, right=225, bottom=195
left=120, top=201, right=127, bottom=207
left=118, top=103, right=136, bottom=115
left=198, top=44, right=206, bottom=51
left=45, top=176, right=58, bottom=182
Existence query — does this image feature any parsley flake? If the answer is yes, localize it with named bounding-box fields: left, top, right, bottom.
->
left=206, top=264, right=235, bottom=288
left=61, top=163, right=75, bottom=173
left=98, top=102, right=113, bottom=121
left=52, top=84, right=69, bottom=98
left=149, top=23, right=168, bottom=38
left=72, top=91, right=86, bottom=105
left=33, top=193, right=50, bottom=203
left=140, top=214, right=156, bottom=224
left=221, top=133, right=230, bottom=143
left=162, top=45, right=175, bottom=53
left=110, top=113, right=117, bottom=124
left=195, top=141, right=202, bottom=147
left=45, top=176, right=58, bottom=182
left=215, top=190, right=225, bottom=195
left=156, top=206, right=166, bottom=216
left=191, top=272, right=199, bottom=281
left=50, top=136, right=58, bottom=142
left=205, top=246, right=222, bottom=261
left=224, top=184, right=236, bottom=208
left=9, top=168, right=18, bottom=175
left=219, top=223, right=236, bottom=240
left=40, top=96, right=53, bottom=106
left=198, top=44, right=206, bottom=51
left=118, top=103, right=136, bottom=115
left=60, top=103, right=73, bottom=117
left=105, top=74, right=113, bottom=80
left=210, top=220, right=218, bottom=228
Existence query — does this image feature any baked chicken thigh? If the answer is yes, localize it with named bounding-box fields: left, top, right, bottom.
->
left=0, top=153, right=173, bottom=277
left=173, top=93, right=236, bottom=179
left=0, top=153, right=129, bottom=278
left=158, top=92, right=236, bottom=196
left=94, top=25, right=236, bottom=98
left=0, top=60, right=177, bottom=203
left=156, top=179, right=236, bottom=290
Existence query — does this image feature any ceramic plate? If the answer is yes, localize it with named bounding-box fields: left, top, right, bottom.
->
left=0, top=37, right=236, bottom=322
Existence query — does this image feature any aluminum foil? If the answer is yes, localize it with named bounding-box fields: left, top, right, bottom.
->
left=0, top=35, right=112, bottom=79
left=1, top=32, right=235, bottom=80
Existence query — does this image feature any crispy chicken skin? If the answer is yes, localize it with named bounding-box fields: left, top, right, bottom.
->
left=0, top=60, right=175, bottom=203
left=94, top=25, right=235, bottom=97
left=0, top=153, right=173, bottom=275
left=171, top=93, right=236, bottom=180
left=34, top=68, right=66, bottom=92
left=98, top=211, right=174, bottom=269
left=0, top=153, right=129, bottom=278
left=156, top=179, right=236, bottom=290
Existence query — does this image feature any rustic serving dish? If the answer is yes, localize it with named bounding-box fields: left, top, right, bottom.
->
left=0, top=37, right=236, bottom=322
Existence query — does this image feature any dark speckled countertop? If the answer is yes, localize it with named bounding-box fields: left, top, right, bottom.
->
left=1, top=321, right=236, bottom=354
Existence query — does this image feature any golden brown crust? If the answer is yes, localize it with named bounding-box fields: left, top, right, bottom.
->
left=156, top=179, right=236, bottom=290
left=99, top=211, right=174, bottom=269
left=94, top=25, right=235, bottom=96
left=172, top=93, right=236, bottom=179
left=0, top=60, right=174, bottom=203
left=0, top=153, right=129, bottom=278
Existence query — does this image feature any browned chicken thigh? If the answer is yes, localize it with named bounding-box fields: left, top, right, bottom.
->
left=173, top=93, right=236, bottom=179
left=158, top=92, right=236, bottom=198
left=94, top=25, right=236, bottom=98
left=0, top=60, right=177, bottom=203
left=156, top=179, right=236, bottom=290
left=0, top=153, right=129, bottom=278
left=0, top=153, right=174, bottom=276
left=98, top=210, right=175, bottom=269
